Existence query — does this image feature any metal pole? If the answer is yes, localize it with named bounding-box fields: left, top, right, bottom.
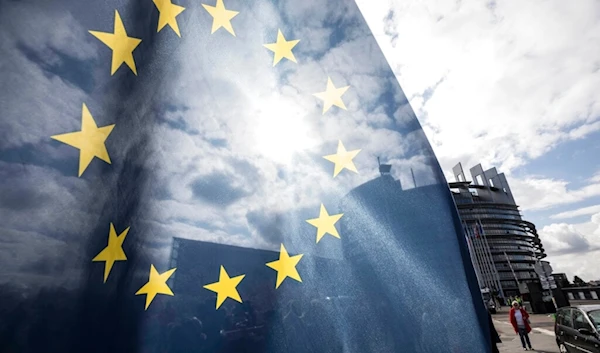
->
left=479, top=220, right=505, bottom=300
left=504, top=251, right=521, bottom=294
left=465, top=231, right=484, bottom=289
left=473, top=223, right=493, bottom=290
left=472, top=223, right=494, bottom=291
left=468, top=224, right=486, bottom=287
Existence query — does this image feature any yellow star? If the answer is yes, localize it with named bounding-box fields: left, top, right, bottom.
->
left=202, top=0, right=239, bottom=36
left=92, top=223, right=129, bottom=283
left=153, top=0, right=185, bottom=37
left=263, top=29, right=300, bottom=66
left=203, top=266, right=245, bottom=309
left=313, top=77, right=350, bottom=114
left=323, top=140, right=361, bottom=178
left=51, top=103, right=115, bottom=177
left=89, top=10, right=142, bottom=75
left=135, top=265, right=176, bottom=310
left=266, top=244, right=303, bottom=289
left=306, top=204, right=343, bottom=243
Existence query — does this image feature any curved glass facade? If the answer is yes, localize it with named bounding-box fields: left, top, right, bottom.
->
left=449, top=164, right=547, bottom=298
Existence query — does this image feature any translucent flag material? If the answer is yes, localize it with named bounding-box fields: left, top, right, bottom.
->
left=0, top=0, right=491, bottom=351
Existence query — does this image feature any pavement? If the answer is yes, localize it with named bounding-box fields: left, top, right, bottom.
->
left=492, top=307, right=559, bottom=353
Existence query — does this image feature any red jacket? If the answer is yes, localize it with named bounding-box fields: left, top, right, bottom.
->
left=509, top=307, right=531, bottom=333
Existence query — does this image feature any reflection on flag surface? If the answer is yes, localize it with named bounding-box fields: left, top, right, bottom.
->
left=0, top=0, right=490, bottom=351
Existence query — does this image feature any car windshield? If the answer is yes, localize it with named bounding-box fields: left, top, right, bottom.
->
left=588, top=310, right=600, bottom=331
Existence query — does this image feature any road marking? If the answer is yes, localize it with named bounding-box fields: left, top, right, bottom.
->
left=492, top=319, right=555, bottom=337
left=493, top=319, right=512, bottom=327
left=532, top=328, right=554, bottom=336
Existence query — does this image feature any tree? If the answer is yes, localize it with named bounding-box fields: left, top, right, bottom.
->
left=573, top=276, right=588, bottom=287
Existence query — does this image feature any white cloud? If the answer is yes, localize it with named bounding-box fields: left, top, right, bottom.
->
left=134, top=1, right=444, bottom=250
left=551, top=205, right=600, bottom=220
left=0, top=3, right=525, bottom=348
left=0, top=1, right=98, bottom=150
left=0, top=162, right=102, bottom=238
left=0, top=161, right=111, bottom=285
left=589, top=171, right=600, bottom=183
left=355, top=0, right=600, bottom=281
left=547, top=250, right=600, bottom=283
left=509, top=176, right=600, bottom=210
left=2, top=2, right=97, bottom=61
left=356, top=0, right=600, bottom=175
left=5, top=0, right=571, bottom=317
left=540, top=223, right=594, bottom=254
left=540, top=212, right=600, bottom=279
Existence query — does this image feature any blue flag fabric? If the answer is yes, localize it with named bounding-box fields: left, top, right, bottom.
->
left=0, top=0, right=491, bottom=351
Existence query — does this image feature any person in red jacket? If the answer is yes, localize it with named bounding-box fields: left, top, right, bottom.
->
left=509, top=301, right=533, bottom=351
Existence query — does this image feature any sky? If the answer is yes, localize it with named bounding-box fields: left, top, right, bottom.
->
left=356, top=0, right=600, bottom=281
left=0, top=0, right=596, bottom=304
left=0, top=0, right=464, bottom=293
left=0, top=0, right=497, bottom=348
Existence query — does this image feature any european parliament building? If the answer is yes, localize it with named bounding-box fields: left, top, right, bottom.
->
left=449, top=163, right=547, bottom=299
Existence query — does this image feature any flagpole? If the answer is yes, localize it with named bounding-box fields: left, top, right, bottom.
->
left=473, top=221, right=493, bottom=288
left=471, top=223, right=489, bottom=289
left=478, top=219, right=505, bottom=300
left=464, top=222, right=484, bottom=289
left=504, top=251, right=521, bottom=295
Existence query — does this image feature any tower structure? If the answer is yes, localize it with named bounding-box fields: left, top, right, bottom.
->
left=449, top=163, right=546, bottom=298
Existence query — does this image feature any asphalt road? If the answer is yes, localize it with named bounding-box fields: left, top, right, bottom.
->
left=493, top=308, right=559, bottom=353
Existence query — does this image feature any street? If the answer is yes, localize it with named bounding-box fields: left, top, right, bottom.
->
left=493, top=307, right=559, bottom=353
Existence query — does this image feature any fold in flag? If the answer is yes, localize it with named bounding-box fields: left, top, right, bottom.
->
left=0, top=0, right=491, bottom=351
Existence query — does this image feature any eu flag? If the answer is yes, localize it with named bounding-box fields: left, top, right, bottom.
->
left=0, top=0, right=491, bottom=351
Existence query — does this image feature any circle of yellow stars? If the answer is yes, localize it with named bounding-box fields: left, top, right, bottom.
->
left=49, top=0, right=366, bottom=311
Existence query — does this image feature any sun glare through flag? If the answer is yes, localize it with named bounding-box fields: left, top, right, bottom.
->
left=0, top=0, right=491, bottom=351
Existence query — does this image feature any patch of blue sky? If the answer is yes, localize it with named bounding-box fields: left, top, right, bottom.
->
left=513, top=129, right=600, bottom=189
